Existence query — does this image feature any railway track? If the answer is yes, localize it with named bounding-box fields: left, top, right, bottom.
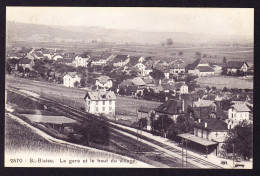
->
left=7, top=86, right=222, bottom=168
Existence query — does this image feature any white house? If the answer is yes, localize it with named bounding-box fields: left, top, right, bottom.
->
left=63, top=72, right=81, bottom=87
left=84, top=90, right=116, bottom=116
left=16, top=58, right=35, bottom=70
left=228, top=104, right=250, bottom=122
left=174, top=82, right=189, bottom=94
left=95, top=75, right=113, bottom=90
left=75, top=54, right=90, bottom=67
left=186, top=59, right=215, bottom=76
left=111, top=55, right=130, bottom=67
left=169, top=64, right=185, bottom=75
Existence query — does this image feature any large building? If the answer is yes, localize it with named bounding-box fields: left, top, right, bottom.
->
left=75, top=54, right=90, bottom=67
left=224, top=61, right=249, bottom=75
left=84, top=90, right=116, bottom=116
left=15, top=58, right=35, bottom=70
left=110, top=55, right=130, bottom=67
left=179, top=118, right=230, bottom=156
left=63, top=72, right=81, bottom=87
left=186, top=59, right=215, bottom=76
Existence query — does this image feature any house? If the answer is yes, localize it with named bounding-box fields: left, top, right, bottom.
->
left=118, top=77, right=146, bottom=95
left=186, top=59, right=214, bottom=76
left=90, top=54, right=114, bottom=66
left=154, top=99, right=184, bottom=122
left=248, top=65, right=254, bottom=74
left=228, top=104, right=250, bottom=123
left=31, top=51, right=45, bottom=60
left=110, top=55, right=130, bottom=67
left=126, top=56, right=145, bottom=67
left=84, top=90, right=116, bottom=116
left=225, top=61, right=249, bottom=75
left=75, top=54, right=90, bottom=67
left=174, top=82, right=189, bottom=94
left=63, top=72, right=81, bottom=87
left=192, top=106, right=228, bottom=121
left=40, top=48, right=52, bottom=59
left=169, top=64, right=185, bottom=75
left=143, top=64, right=153, bottom=76
left=57, top=58, right=76, bottom=67
left=95, top=75, right=113, bottom=90
left=52, top=54, right=64, bottom=61
left=137, top=106, right=155, bottom=131
left=161, top=82, right=188, bottom=94
left=184, top=118, right=229, bottom=156
left=194, top=66, right=215, bottom=76
left=163, top=68, right=170, bottom=79
left=15, top=58, right=35, bottom=70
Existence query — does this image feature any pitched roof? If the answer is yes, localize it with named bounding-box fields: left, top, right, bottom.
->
left=127, top=56, right=142, bottom=66
left=186, top=59, right=207, bottom=70
left=34, top=51, right=44, bottom=57
left=65, top=72, right=79, bottom=78
left=231, top=104, right=250, bottom=112
left=193, top=99, right=215, bottom=107
left=196, top=66, right=214, bottom=72
left=89, top=56, right=101, bottom=62
left=19, top=58, right=33, bottom=64
left=57, top=58, right=74, bottom=63
left=95, top=75, right=112, bottom=84
left=155, top=99, right=182, bottom=115
left=194, top=118, right=228, bottom=131
left=41, top=49, right=51, bottom=54
left=248, top=65, right=254, bottom=71
left=193, top=106, right=227, bottom=120
left=84, top=90, right=116, bottom=101
left=131, top=77, right=146, bottom=86
left=111, top=55, right=129, bottom=63
left=225, top=61, right=249, bottom=68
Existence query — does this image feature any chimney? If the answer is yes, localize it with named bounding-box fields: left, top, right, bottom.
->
left=165, top=96, right=168, bottom=101
left=198, top=119, right=201, bottom=123
left=205, top=122, right=207, bottom=128
left=159, top=79, right=162, bottom=85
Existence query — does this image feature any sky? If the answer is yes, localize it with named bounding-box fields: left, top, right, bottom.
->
left=6, top=7, right=254, bottom=37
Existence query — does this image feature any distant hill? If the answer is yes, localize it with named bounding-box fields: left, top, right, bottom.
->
left=6, top=21, right=252, bottom=45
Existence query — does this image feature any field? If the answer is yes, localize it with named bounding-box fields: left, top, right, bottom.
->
left=196, top=76, right=253, bottom=89
left=6, top=75, right=161, bottom=124
left=10, top=41, right=254, bottom=65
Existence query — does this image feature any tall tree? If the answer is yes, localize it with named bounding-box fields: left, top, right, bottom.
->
left=149, top=68, right=165, bottom=80
left=166, top=38, right=173, bottom=46
left=223, top=57, right=227, bottom=64
left=223, top=121, right=253, bottom=160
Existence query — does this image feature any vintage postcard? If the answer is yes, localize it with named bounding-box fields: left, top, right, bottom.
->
left=5, top=7, right=253, bottom=168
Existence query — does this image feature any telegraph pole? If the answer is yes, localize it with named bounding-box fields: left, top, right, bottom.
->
left=232, top=143, right=235, bottom=168
left=182, top=138, right=184, bottom=167
left=186, top=140, right=188, bottom=167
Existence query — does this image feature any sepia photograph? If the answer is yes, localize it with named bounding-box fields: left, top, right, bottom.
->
left=5, top=7, right=254, bottom=168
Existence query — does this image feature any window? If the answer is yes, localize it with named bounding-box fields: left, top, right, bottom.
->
left=103, top=107, right=105, bottom=111
left=103, top=101, right=105, bottom=105
left=109, top=106, right=112, bottom=111
left=109, top=101, right=112, bottom=105
left=96, top=107, right=99, bottom=112
left=96, top=101, right=98, bottom=105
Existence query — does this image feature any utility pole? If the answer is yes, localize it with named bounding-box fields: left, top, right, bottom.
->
left=232, top=143, right=235, bottom=168
left=186, top=139, right=188, bottom=167
left=182, top=138, right=184, bottom=167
